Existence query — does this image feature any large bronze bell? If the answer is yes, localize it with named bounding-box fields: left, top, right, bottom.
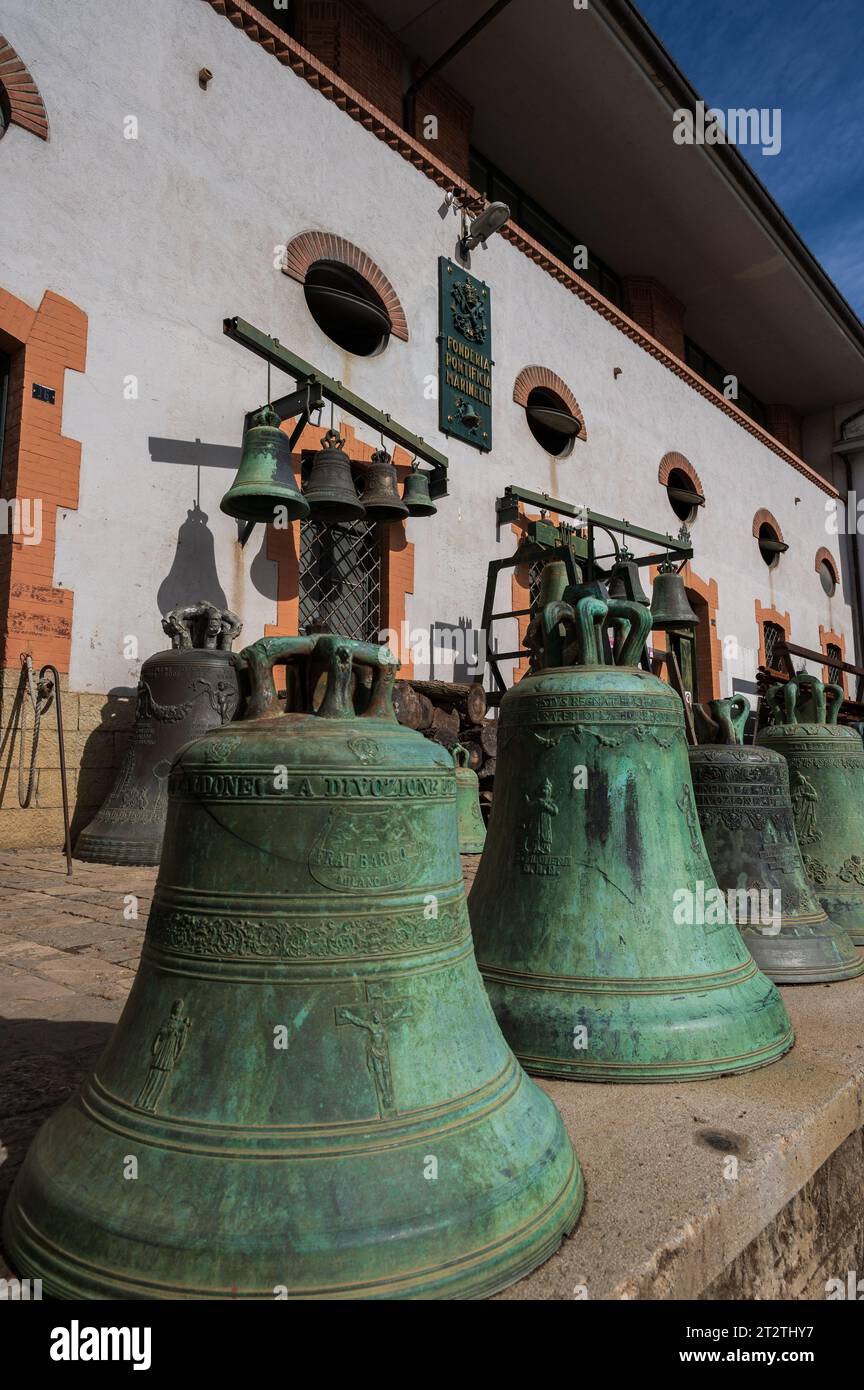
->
left=220, top=406, right=310, bottom=523
left=362, top=448, right=408, bottom=522
left=302, top=427, right=365, bottom=524
left=402, top=462, right=437, bottom=516
left=74, top=602, right=243, bottom=866
left=691, top=696, right=863, bottom=983
left=469, top=596, right=793, bottom=1082
left=650, top=559, right=698, bottom=630
left=5, top=635, right=582, bottom=1299
left=757, top=675, right=864, bottom=945
left=453, top=743, right=486, bottom=854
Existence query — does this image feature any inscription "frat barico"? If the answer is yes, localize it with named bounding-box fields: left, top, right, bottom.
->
left=147, top=904, right=468, bottom=959
left=169, top=772, right=453, bottom=800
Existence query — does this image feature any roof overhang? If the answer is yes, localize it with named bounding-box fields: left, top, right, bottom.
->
left=365, top=0, right=864, bottom=413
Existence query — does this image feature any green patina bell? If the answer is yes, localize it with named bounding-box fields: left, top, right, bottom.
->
left=453, top=744, right=486, bottom=854
left=756, top=675, right=864, bottom=945
left=220, top=405, right=310, bottom=523
left=469, top=596, right=793, bottom=1082
left=691, top=696, right=863, bottom=984
left=4, top=635, right=581, bottom=1299
left=401, top=462, right=437, bottom=516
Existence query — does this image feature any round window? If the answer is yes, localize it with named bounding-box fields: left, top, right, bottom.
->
left=666, top=467, right=703, bottom=523
left=758, top=522, right=785, bottom=569
left=304, top=260, right=391, bottom=356
left=525, top=387, right=581, bottom=457
left=819, top=558, right=837, bottom=596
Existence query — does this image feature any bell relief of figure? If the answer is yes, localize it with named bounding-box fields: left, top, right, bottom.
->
left=136, top=999, right=191, bottom=1113
left=790, top=769, right=820, bottom=844
left=524, top=779, right=559, bottom=855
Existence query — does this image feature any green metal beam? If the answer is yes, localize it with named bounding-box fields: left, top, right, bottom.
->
left=223, top=318, right=449, bottom=490
left=498, top=485, right=693, bottom=556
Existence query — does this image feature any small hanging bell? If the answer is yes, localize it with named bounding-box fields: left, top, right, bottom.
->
left=302, top=428, right=365, bottom=525
left=606, top=547, right=650, bottom=605
left=362, top=448, right=408, bottom=522
left=221, top=406, right=310, bottom=523
left=453, top=744, right=486, bottom=854
left=401, top=461, right=437, bottom=516
left=650, top=558, right=698, bottom=630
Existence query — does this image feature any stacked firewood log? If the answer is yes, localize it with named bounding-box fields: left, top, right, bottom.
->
left=393, top=679, right=497, bottom=819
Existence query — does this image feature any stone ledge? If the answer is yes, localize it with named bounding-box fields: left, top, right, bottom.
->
left=495, top=969, right=864, bottom=1300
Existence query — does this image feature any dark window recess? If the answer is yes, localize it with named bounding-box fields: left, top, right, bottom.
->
left=685, top=339, right=767, bottom=428
left=470, top=148, right=623, bottom=308
left=665, top=466, right=703, bottom=523
left=304, top=260, right=391, bottom=357
left=758, top=521, right=785, bottom=569
left=826, top=643, right=843, bottom=679
left=763, top=621, right=786, bottom=671
left=255, top=1, right=295, bottom=37
left=0, top=350, right=10, bottom=489
left=525, top=386, right=579, bottom=457
left=299, top=519, right=382, bottom=641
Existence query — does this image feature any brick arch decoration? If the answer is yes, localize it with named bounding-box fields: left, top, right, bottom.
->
left=0, top=36, right=49, bottom=141
left=282, top=231, right=409, bottom=341
left=658, top=451, right=703, bottom=498
left=264, top=418, right=415, bottom=675
left=513, top=366, right=586, bottom=439
left=752, top=507, right=784, bottom=543
left=814, top=546, right=839, bottom=583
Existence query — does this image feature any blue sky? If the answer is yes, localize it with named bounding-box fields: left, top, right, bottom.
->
left=637, top=0, right=864, bottom=317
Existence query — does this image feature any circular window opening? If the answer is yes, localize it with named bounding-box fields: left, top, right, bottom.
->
left=304, top=260, right=391, bottom=356
left=0, top=87, right=10, bottom=140
left=525, top=387, right=581, bottom=457
left=666, top=467, right=704, bottom=523
left=758, top=522, right=786, bottom=569
left=819, top=558, right=837, bottom=596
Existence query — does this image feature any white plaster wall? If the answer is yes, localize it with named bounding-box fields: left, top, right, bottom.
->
left=1, top=0, right=856, bottom=694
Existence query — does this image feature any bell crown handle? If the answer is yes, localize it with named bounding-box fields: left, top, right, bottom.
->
left=605, top=599, right=652, bottom=667
left=825, top=682, right=844, bottom=724
left=553, top=595, right=609, bottom=666
left=703, top=694, right=750, bottom=744
left=453, top=743, right=470, bottom=769
left=238, top=634, right=400, bottom=722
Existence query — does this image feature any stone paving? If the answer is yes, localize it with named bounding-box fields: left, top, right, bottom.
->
left=0, top=849, right=156, bottom=1276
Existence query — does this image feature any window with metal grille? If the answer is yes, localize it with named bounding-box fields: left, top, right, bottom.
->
left=298, top=519, right=382, bottom=641
left=826, top=643, right=843, bottom=680
left=763, top=621, right=785, bottom=671
left=528, top=559, right=545, bottom=614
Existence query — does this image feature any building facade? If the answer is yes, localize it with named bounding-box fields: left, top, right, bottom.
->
left=1, top=0, right=863, bottom=848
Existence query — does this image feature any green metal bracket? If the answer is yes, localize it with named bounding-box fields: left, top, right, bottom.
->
left=224, top=318, right=449, bottom=498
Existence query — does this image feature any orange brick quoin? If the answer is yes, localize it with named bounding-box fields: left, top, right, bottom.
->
left=263, top=419, right=414, bottom=673
left=819, top=626, right=847, bottom=696
left=0, top=286, right=87, bottom=673
left=658, top=451, right=704, bottom=498
left=755, top=599, right=791, bottom=671
left=0, top=35, right=49, bottom=141
left=752, top=507, right=784, bottom=543
left=282, top=230, right=409, bottom=341
left=512, top=366, right=586, bottom=439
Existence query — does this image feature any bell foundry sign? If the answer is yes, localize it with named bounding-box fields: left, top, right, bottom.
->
left=438, top=258, right=492, bottom=452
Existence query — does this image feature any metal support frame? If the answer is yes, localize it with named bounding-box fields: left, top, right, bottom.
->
left=481, top=484, right=696, bottom=704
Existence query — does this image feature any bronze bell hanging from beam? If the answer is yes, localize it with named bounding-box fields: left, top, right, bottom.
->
left=302, top=427, right=366, bottom=524
left=401, top=460, right=437, bottom=516
left=650, top=557, right=698, bottom=630
left=606, top=546, right=650, bottom=605
left=220, top=406, right=310, bottom=524
left=691, top=695, right=863, bottom=984
left=362, top=448, right=409, bottom=522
